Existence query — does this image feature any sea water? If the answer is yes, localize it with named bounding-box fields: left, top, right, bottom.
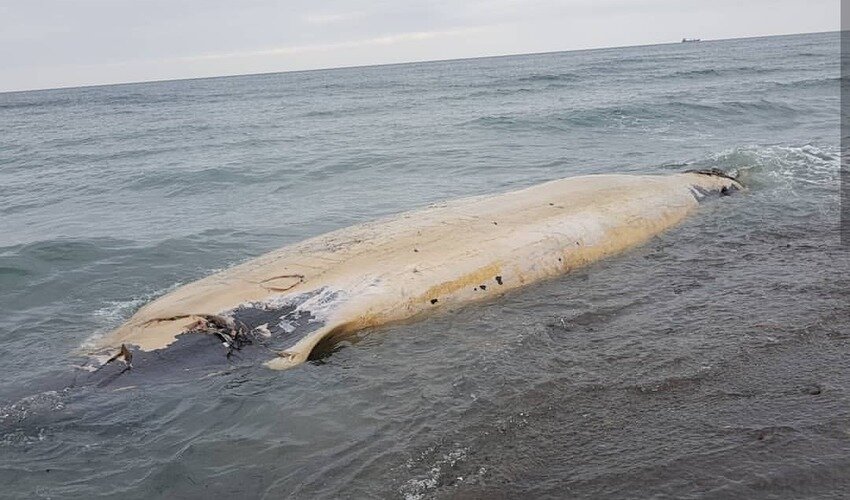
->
left=0, top=32, right=845, bottom=498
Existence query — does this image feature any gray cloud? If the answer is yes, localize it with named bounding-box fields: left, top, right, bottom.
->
left=0, top=0, right=837, bottom=92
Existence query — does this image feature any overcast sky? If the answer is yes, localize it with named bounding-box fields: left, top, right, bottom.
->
left=0, top=0, right=838, bottom=92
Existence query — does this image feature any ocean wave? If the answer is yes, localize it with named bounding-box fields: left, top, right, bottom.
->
left=122, top=163, right=282, bottom=195
left=94, top=91, right=193, bottom=107
left=711, top=99, right=800, bottom=116
left=298, top=104, right=381, bottom=118
left=460, top=115, right=518, bottom=128
left=460, top=98, right=805, bottom=132
left=669, top=68, right=723, bottom=78
left=440, top=87, right=534, bottom=101
left=663, top=65, right=786, bottom=80
left=0, top=90, right=185, bottom=112
left=684, top=144, right=839, bottom=193
left=0, top=266, right=32, bottom=292
left=516, top=72, right=582, bottom=83
left=0, top=238, right=131, bottom=265
left=0, top=100, right=46, bottom=111
left=771, top=76, right=840, bottom=90
left=300, top=109, right=338, bottom=118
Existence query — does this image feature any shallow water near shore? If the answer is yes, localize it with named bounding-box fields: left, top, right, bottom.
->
left=0, top=32, right=847, bottom=499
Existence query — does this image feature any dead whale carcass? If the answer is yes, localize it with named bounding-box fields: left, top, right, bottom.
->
left=88, top=171, right=742, bottom=371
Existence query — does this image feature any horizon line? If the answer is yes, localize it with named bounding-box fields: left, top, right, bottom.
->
left=1, top=29, right=836, bottom=96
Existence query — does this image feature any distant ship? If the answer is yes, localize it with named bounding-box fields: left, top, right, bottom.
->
left=682, top=38, right=701, bottom=43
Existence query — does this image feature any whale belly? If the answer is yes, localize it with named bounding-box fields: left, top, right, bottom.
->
left=87, top=172, right=742, bottom=371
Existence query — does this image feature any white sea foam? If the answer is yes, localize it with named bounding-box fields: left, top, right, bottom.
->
left=700, top=144, right=839, bottom=188
left=399, top=446, right=476, bottom=500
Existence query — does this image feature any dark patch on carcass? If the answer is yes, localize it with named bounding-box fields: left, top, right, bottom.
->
left=230, top=302, right=321, bottom=352
left=684, top=168, right=743, bottom=202
left=84, top=334, right=246, bottom=388
left=430, top=298, right=438, bottom=304
left=83, top=298, right=329, bottom=387
left=104, top=344, right=133, bottom=370
left=495, top=276, right=503, bottom=285
left=685, top=167, right=741, bottom=184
